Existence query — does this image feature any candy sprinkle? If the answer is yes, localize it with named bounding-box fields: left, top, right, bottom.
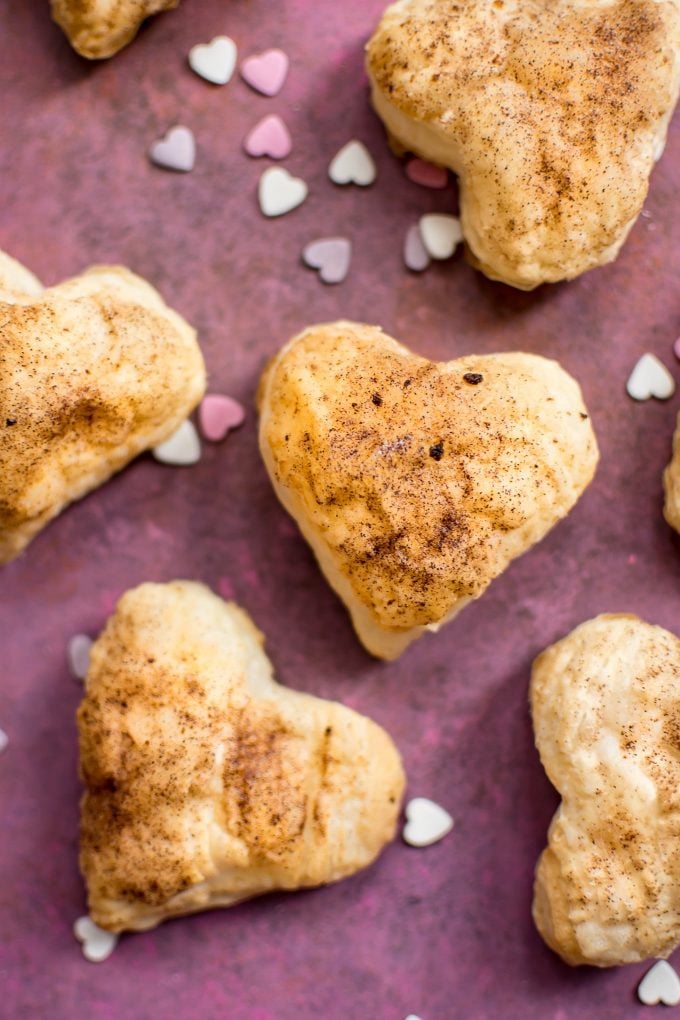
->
left=404, top=224, right=431, bottom=272
left=637, top=961, right=680, bottom=1006
left=74, top=917, right=119, bottom=964
left=188, top=36, right=237, bottom=85
left=68, top=634, right=93, bottom=681
left=405, top=158, right=448, bottom=189
left=198, top=395, right=246, bottom=442
left=152, top=420, right=201, bottom=466
left=419, top=214, right=463, bottom=260
left=244, top=115, right=292, bottom=160
left=328, top=140, right=376, bottom=187
left=148, top=126, right=196, bottom=173
left=240, top=49, right=289, bottom=96
left=302, top=237, right=352, bottom=285
left=259, top=167, right=308, bottom=217
left=403, top=797, right=454, bottom=847
left=626, top=354, right=675, bottom=402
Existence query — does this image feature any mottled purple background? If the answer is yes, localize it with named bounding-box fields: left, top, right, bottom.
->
left=1, top=2, right=679, bottom=1018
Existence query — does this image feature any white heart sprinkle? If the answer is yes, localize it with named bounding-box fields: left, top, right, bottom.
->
left=148, top=125, right=196, bottom=173
left=419, top=214, right=463, bottom=260
left=68, top=634, right=92, bottom=681
left=74, top=916, right=118, bottom=964
left=258, top=167, right=308, bottom=218
left=626, top=354, right=675, bottom=401
left=152, top=420, right=201, bottom=466
left=0, top=727, right=8, bottom=753
left=403, top=797, right=454, bottom=847
left=188, top=36, right=237, bottom=85
left=405, top=1015, right=423, bottom=1020
left=638, top=960, right=680, bottom=1006
left=328, top=140, right=376, bottom=187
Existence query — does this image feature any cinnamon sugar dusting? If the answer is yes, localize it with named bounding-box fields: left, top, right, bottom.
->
left=260, top=321, right=598, bottom=636
left=78, top=582, right=405, bottom=931
left=366, top=0, right=680, bottom=288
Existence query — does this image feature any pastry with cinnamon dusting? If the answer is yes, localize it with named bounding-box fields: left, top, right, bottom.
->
left=366, top=0, right=680, bottom=289
left=51, top=0, right=178, bottom=59
left=258, top=321, right=598, bottom=659
left=531, top=614, right=680, bottom=966
left=78, top=581, right=405, bottom=932
left=0, top=252, right=205, bottom=563
left=663, top=415, right=680, bottom=533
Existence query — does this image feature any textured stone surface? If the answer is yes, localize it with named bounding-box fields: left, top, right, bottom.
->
left=0, top=1, right=678, bottom=1017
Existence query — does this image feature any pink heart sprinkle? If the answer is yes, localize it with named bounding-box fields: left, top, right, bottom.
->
left=240, top=49, right=289, bottom=97
left=244, top=115, right=292, bottom=160
left=673, top=337, right=680, bottom=362
left=198, top=395, right=245, bottom=442
left=405, top=158, right=448, bottom=189
left=404, top=224, right=431, bottom=272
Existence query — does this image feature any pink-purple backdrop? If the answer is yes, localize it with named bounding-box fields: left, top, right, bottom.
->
left=1, top=2, right=679, bottom=1018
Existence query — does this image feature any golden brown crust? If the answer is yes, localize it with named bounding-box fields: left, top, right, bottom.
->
left=78, top=581, right=405, bottom=932
left=663, top=413, right=680, bottom=533
left=366, top=0, right=680, bottom=289
left=51, top=0, right=178, bottom=58
left=258, top=321, right=598, bottom=658
left=531, top=614, right=680, bottom=966
left=0, top=256, right=205, bottom=563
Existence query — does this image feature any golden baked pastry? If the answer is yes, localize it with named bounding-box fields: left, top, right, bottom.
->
left=531, top=614, right=680, bottom=966
left=0, top=253, right=205, bottom=563
left=258, top=321, right=598, bottom=659
left=78, top=581, right=405, bottom=932
left=663, top=415, right=680, bottom=533
left=51, top=0, right=178, bottom=59
left=366, top=0, right=680, bottom=290
left=0, top=251, right=44, bottom=303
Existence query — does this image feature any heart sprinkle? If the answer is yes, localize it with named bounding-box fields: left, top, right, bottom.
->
left=673, top=337, right=680, bottom=362
left=198, top=395, right=246, bottom=442
left=303, top=237, right=352, bottom=284
left=258, top=167, right=308, bottom=217
left=626, top=354, right=676, bottom=401
left=244, top=115, right=292, bottom=160
left=148, top=125, right=196, bottom=173
left=0, top=727, right=7, bottom=753
left=152, top=420, right=201, bottom=466
left=404, top=224, right=431, bottom=272
left=405, top=158, right=448, bottom=189
left=637, top=960, right=680, bottom=1006
left=328, top=140, right=377, bottom=187
left=241, top=49, right=289, bottom=96
left=419, top=214, right=463, bottom=260
left=188, top=36, right=237, bottom=85
left=74, top=917, right=118, bottom=964
left=68, top=634, right=93, bottom=681
left=403, top=797, right=454, bottom=847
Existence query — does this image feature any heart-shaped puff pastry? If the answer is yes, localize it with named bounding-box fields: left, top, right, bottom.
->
left=663, top=415, right=680, bottom=533
left=0, top=251, right=205, bottom=563
left=78, top=581, right=405, bottom=932
left=51, top=0, right=179, bottom=59
left=366, top=0, right=680, bottom=290
left=258, top=322, right=598, bottom=659
left=531, top=614, right=680, bottom=966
